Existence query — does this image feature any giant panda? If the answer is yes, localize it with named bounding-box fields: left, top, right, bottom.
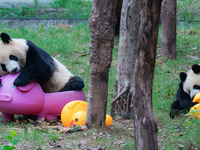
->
left=0, top=32, right=84, bottom=93
left=170, top=64, right=200, bottom=118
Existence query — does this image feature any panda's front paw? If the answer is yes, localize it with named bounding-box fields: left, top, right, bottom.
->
left=14, top=77, right=29, bottom=86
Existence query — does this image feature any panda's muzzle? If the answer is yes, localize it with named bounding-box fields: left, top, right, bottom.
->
left=11, top=68, right=18, bottom=74
left=6, top=61, right=21, bottom=74
left=7, top=66, right=21, bottom=74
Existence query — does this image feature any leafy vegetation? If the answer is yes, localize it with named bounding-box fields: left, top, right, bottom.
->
left=0, top=130, right=20, bottom=150
left=0, top=0, right=200, bottom=149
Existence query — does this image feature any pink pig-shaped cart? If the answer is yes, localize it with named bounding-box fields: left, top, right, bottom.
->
left=0, top=73, right=85, bottom=123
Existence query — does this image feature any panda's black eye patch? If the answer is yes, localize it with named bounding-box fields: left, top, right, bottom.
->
left=9, top=55, right=18, bottom=61
left=193, top=85, right=200, bottom=89
left=1, top=64, right=7, bottom=72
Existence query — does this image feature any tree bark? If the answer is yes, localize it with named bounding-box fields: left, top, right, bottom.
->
left=111, top=0, right=140, bottom=118
left=161, top=0, right=177, bottom=60
left=85, top=0, right=117, bottom=128
left=132, top=0, right=161, bottom=150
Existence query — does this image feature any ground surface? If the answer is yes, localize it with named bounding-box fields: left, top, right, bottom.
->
left=1, top=19, right=88, bottom=27
left=0, top=116, right=136, bottom=149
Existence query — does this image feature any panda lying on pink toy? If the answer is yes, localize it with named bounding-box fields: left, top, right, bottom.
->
left=0, top=33, right=85, bottom=123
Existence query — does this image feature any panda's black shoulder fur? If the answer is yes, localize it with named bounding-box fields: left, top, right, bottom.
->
left=60, top=76, right=85, bottom=92
left=169, top=73, right=196, bottom=119
left=13, top=40, right=56, bottom=86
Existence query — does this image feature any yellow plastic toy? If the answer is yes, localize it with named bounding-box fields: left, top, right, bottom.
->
left=61, top=100, right=112, bottom=127
left=189, top=93, right=200, bottom=119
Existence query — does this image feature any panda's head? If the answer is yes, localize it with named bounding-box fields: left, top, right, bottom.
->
left=0, top=33, right=28, bottom=76
left=181, top=64, right=200, bottom=98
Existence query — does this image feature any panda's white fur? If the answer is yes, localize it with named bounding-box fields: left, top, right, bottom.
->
left=183, top=64, right=200, bottom=98
left=41, top=58, right=74, bottom=92
left=0, top=33, right=84, bottom=93
left=0, top=39, right=27, bottom=76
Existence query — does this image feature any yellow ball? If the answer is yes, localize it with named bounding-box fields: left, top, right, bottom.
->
left=189, top=103, right=200, bottom=119
left=105, top=114, right=112, bottom=126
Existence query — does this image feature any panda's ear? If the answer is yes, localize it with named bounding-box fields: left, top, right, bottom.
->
left=179, top=72, right=187, bottom=82
left=192, top=64, right=200, bottom=74
left=1, top=33, right=11, bottom=44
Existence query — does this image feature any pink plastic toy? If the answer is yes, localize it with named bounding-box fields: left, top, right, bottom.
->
left=0, top=73, right=85, bottom=123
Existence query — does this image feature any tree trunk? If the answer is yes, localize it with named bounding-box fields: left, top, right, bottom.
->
left=111, top=0, right=140, bottom=118
left=161, top=0, right=177, bottom=60
left=85, top=0, right=117, bottom=128
left=132, top=0, right=161, bottom=149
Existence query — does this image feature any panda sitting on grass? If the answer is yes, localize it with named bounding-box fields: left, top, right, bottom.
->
left=0, top=33, right=84, bottom=93
left=170, top=64, right=200, bottom=118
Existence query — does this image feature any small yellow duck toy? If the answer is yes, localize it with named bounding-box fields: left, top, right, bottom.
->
left=61, top=100, right=112, bottom=127
left=189, top=93, right=200, bottom=119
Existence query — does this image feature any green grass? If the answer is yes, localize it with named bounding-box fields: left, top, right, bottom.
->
left=0, top=21, right=200, bottom=149
left=50, top=0, right=92, bottom=19
left=0, top=0, right=92, bottom=19
left=177, top=0, right=200, bottom=21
